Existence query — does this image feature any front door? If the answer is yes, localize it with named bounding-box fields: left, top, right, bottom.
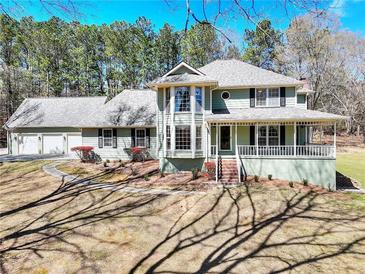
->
left=220, top=126, right=231, bottom=150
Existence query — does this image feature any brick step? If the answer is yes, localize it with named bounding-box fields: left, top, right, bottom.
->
left=221, top=172, right=238, bottom=176
left=220, top=179, right=239, bottom=184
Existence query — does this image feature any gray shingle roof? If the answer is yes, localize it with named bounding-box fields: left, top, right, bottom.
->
left=206, top=108, right=348, bottom=123
left=5, top=96, right=107, bottom=129
left=87, top=89, right=156, bottom=127
left=199, top=59, right=303, bottom=88
left=149, top=73, right=217, bottom=85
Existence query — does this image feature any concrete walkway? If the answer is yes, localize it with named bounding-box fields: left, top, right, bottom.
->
left=42, top=162, right=205, bottom=196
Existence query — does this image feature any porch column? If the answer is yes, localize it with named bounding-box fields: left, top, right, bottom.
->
left=170, top=86, right=175, bottom=157
left=334, top=122, right=337, bottom=158
left=294, top=122, right=297, bottom=156
left=235, top=123, right=238, bottom=154
left=191, top=86, right=196, bottom=159
left=255, top=123, right=259, bottom=156
left=216, top=125, right=219, bottom=155
left=206, top=122, right=210, bottom=161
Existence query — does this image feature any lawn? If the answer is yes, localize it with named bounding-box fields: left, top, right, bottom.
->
left=1, top=160, right=365, bottom=273
left=337, top=147, right=365, bottom=188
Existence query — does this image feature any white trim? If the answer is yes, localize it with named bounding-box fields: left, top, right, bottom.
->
left=162, top=62, right=205, bottom=77
left=170, top=86, right=175, bottom=156
left=210, top=88, right=213, bottom=114
left=202, top=86, right=206, bottom=116
left=219, top=125, right=232, bottom=151
left=163, top=88, right=167, bottom=157
left=191, top=86, right=196, bottom=158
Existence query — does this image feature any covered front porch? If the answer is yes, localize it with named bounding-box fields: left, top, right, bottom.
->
left=208, top=121, right=337, bottom=159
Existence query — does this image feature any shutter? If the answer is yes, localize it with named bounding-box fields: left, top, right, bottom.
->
left=280, top=125, right=285, bottom=145
left=250, top=88, right=255, bottom=108
left=131, top=128, right=135, bottom=147
left=250, top=126, right=255, bottom=145
left=146, top=128, right=150, bottom=148
left=112, top=128, right=117, bottom=148
left=280, top=87, right=286, bottom=107
left=98, top=129, right=103, bottom=148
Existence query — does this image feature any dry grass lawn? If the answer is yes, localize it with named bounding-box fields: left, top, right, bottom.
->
left=1, top=160, right=365, bottom=273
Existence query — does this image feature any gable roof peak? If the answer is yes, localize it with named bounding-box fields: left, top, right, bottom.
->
left=162, top=61, right=205, bottom=77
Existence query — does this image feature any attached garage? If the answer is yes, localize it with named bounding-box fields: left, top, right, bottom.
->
left=19, top=134, right=39, bottom=154
left=67, top=134, right=82, bottom=153
left=42, top=134, right=64, bottom=154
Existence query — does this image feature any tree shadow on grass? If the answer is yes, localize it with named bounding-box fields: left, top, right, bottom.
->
left=0, top=168, right=183, bottom=274
left=129, top=182, right=365, bottom=273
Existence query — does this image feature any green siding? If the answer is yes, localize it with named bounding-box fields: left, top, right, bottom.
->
left=212, top=89, right=249, bottom=110
left=82, top=128, right=156, bottom=160
left=160, top=157, right=205, bottom=173
left=285, top=125, right=294, bottom=145
left=237, top=126, right=250, bottom=145
left=285, top=87, right=296, bottom=107
left=240, top=158, right=336, bottom=190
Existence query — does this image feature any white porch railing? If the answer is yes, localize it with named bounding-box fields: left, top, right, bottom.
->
left=233, top=145, right=335, bottom=158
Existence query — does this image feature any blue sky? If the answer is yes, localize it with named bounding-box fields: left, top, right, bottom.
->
left=9, top=0, right=365, bottom=46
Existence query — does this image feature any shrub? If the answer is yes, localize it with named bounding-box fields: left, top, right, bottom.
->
left=254, top=175, right=259, bottom=182
left=144, top=174, right=150, bottom=181
left=103, top=162, right=108, bottom=167
left=159, top=169, right=165, bottom=178
left=191, top=168, right=200, bottom=180
left=303, top=178, right=308, bottom=186
left=106, top=159, right=110, bottom=163
left=268, top=174, right=273, bottom=180
left=131, top=147, right=145, bottom=162
left=289, top=181, right=294, bottom=188
left=204, top=161, right=216, bottom=179
left=131, top=167, right=138, bottom=176
left=71, top=146, right=95, bottom=162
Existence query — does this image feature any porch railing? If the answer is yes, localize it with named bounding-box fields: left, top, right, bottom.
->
left=233, top=145, right=335, bottom=158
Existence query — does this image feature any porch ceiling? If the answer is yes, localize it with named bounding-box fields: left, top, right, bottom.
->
left=205, top=108, right=348, bottom=125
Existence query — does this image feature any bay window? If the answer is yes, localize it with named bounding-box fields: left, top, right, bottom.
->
left=175, top=86, right=190, bottom=112
left=256, top=88, right=280, bottom=107
left=175, top=126, right=191, bottom=150
left=196, top=126, right=202, bottom=150
left=166, top=125, right=171, bottom=150
left=165, top=87, right=170, bottom=113
left=195, top=87, right=202, bottom=112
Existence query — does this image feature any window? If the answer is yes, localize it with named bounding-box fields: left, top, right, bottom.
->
left=166, top=125, right=171, bottom=150
left=136, top=129, right=146, bottom=147
left=258, top=125, right=279, bottom=146
left=256, top=88, right=280, bottom=107
left=175, top=86, right=190, bottom=112
left=175, top=126, right=191, bottom=150
left=258, top=126, right=267, bottom=146
left=103, top=129, right=112, bottom=147
left=221, top=91, right=230, bottom=100
left=268, top=126, right=279, bottom=145
left=165, top=87, right=170, bottom=113
left=196, top=126, right=202, bottom=150
left=195, top=87, right=202, bottom=112
left=297, top=94, right=306, bottom=104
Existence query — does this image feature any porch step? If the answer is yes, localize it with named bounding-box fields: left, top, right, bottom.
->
left=220, top=159, right=239, bottom=183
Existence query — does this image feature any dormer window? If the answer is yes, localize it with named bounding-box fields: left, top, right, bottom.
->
left=256, top=88, right=280, bottom=107
left=175, top=86, right=190, bottom=112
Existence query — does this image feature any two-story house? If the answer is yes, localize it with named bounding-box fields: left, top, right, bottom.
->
left=4, top=59, right=346, bottom=190
left=148, top=60, right=346, bottom=190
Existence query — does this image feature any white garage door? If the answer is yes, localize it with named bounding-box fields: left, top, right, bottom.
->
left=67, top=134, right=82, bottom=153
left=19, top=134, right=39, bottom=154
left=43, top=134, right=64, bottom=154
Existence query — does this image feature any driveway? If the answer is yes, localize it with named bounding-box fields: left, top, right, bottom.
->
left=0, top=153, right=76, bottom=162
